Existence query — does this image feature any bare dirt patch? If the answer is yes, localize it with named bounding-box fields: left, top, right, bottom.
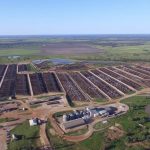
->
left=106, top=124, right=125, bottom=141
left=41, top=42, right=104, bottom=55
left=49, top=128, right=56, bottom=136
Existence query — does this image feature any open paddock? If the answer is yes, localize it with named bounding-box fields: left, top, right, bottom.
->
left=57, top=73, right=89, bottom=102
left=16, top=74, right=30, bottom=96
left=120, top=66, right=150, bottom=79
left=29, top=73, right=48, bottom=95
left=0, top=64, right=17, bottom=99
left=69, top=72, right=106, bottom=100
left=18, top=64, right=28, bottom=72
left=99, top=67, right=141, bottom=90
left=91, top=69, right=133, bottom=94
left=43, top=72, right=62, bottom=93
left=81, top=71, right=121, bottom=99
left=0, top=65, right=7, bottom=79
left=109, top=67, right=150, bottom=87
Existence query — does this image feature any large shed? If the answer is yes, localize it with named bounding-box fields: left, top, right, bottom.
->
left=61, top=118, right=85, bottom=130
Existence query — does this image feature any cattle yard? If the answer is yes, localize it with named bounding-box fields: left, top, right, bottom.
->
left=0, top=63, right=150, bottom=150
left=0, top=63, right=150, bottom=104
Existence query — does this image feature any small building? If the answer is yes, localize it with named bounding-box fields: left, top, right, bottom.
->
left=102, top=120, right=108, bottom=124
left=98, top=110, right=108, bottom=116
left=61, top=118, right=85, bottom=130
left=29, top=118, right=38, bottom=126
left=12, top=134, right=18, bottom=140
left=88, top=109, right=99, bottom=118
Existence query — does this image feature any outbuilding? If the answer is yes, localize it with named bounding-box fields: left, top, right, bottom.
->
left=29, top=118, right=38, bottom=126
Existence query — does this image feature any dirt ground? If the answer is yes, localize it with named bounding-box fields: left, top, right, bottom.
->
left=106, top=124, right=125, bottom=141
left=41, top=42, right=104, bottom=55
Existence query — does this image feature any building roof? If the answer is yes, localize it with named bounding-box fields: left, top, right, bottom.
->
left=63, top=118, right=85, bottom=129
left=29, top=119, right=38, bottom=126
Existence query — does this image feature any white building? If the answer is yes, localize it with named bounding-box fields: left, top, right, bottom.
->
left=29, top=118, right=38, bottom=126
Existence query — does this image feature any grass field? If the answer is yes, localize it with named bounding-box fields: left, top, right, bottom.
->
left=65, top=127, right=88, bottom=136
left=8, top=120, right=40, bottom=150
left=1, top=35, right=150, bottom=63
left=0, top=49, right=40, bottom=56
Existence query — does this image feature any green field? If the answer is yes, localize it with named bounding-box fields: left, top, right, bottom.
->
left=65, top=127, right=88, bottom=136
left=0, top=49, right=40, bottom=56
left=8, top=120, right=40, bottom=150
left=1, top=35, right=150, bottom=63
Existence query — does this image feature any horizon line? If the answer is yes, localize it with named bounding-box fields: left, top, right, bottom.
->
left=1, top=33, right=150, bottom=37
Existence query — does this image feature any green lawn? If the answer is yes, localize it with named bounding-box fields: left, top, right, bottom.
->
left=8, top=120, right=40, bottom=150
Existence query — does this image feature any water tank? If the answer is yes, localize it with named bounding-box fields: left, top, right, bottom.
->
left=63, top=114, right=67, bottom=122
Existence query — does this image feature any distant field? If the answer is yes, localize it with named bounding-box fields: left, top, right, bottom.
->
left=0, top=49, right=40, bottom=56
left=0, top=35, right=150, bottom=62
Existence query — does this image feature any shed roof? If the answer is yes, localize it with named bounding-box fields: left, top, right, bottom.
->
left=63, top=118, right=85, bottom=129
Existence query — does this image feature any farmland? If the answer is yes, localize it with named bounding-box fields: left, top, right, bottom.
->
left=69, top=72, right=106, bottom=100
left=0, top=61, right=150, bottom=150
left=1, top=35, right=150, bottom=62
left=57, top=72, right=89, bottom=101
left=29, top=73, right=48, bottom=95
left=43, top=72, right=62, bottom=93
left=18, top=64, right=28, bottom=72
left=0, top=62, right=149, bottom=103
left=16, top=74, right=30, bottom=96
left=0, top=64, right=17, bottom=98
left=81, top=71, right=122, bottom=99
left=91, top=69, right=133, bottom=94
left=99, top=67, right=141, bottom=90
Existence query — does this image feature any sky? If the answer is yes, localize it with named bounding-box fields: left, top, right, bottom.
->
left=0, top=0, right=150, bottom=35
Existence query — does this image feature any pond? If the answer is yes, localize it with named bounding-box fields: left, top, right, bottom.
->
left=32, top=58, right=75, bottom=65
left=50, top=58, right=75, bottom=65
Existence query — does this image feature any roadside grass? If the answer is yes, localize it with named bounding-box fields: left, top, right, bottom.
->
left=27, top=63, right=39, bottom=72
left=65, top=127, right=88, bottom=136
left=8, top=120, right=40, bottom=150
left=0, top=118, right=17, bottom=123
left=46, top=120, right=74, bottom=150
left=94, top=98, right=107, bottom=103
left=93, top=120, right=113, bottom=130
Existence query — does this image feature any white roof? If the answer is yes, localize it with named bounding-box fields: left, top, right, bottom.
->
left=29, top=119, right=38, bottom=126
